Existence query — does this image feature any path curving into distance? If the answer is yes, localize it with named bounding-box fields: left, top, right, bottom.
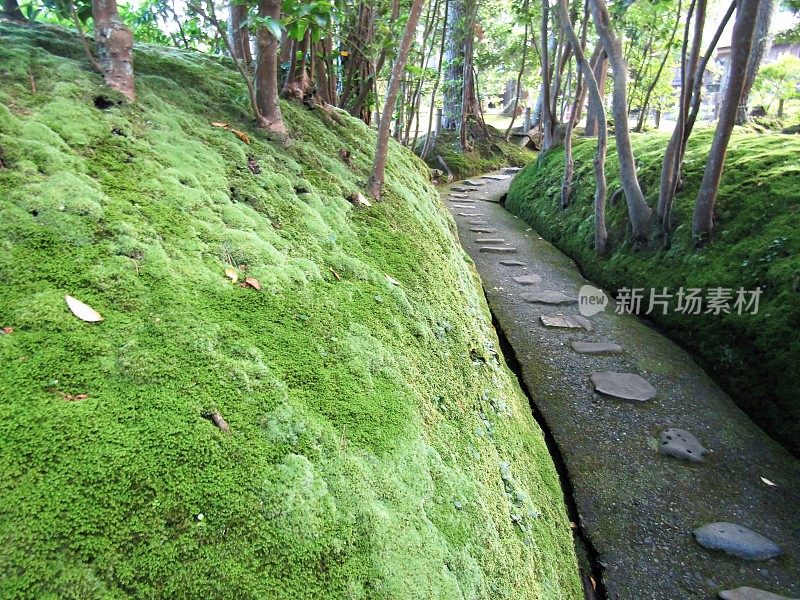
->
left=442, top=171, right=800, bottom=600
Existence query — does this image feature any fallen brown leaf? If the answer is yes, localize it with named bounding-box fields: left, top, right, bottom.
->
left=329, top=267, right=341, bottom=281
left=1, top=326, right=12, bottom=335
left=210, top=411, right=230, bottom=433
left=230, top=128, right=250, bottom=144
left=224, top=267, right=238, bottom=283
left=244, top=277, right=261, bottom=290
left=65, top=295, right=103, bottom=323
left=211, top=122, right=229, bottom=128
left=761, top=476, right=777, bottom=486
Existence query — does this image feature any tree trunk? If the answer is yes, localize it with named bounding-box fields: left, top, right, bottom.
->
left=2, top=0, right=25, bottom=19
left=421, top=0, right=450, bottom=158
left=693, top=0, right=761, bottom=244
left=540, top=0, right=557, bottom=149
left=584, top=44, right=607, bottom=136
left=91, top=0, right=135, bottom=101
left=229, top=2, right=252, bottom=65
left=255, top=0, right=286, bottom=134
left=590, top=0, right=651, bottom=240
left=505, top=18, right=530, bottom=141
left=442, top=0, right=464, bottom=129
left=736, top=0, right=773, bottom=124
left=558, top=0, right=608, bottom=253
left=367, top=0, right=426, bottom=199
left=282, top=30, right=313, bottom=102
left=459, top=0, right=479, bottom=149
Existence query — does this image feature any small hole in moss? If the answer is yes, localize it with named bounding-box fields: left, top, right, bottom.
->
left=93, top=95, right=116, bottom=110
left=30, top=209, right=38, bottom=217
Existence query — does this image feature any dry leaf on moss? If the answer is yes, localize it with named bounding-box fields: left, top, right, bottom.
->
left=65, top=295, right=103, bottom=322
left=244, top=277, right=261, bottom=290
left=230, top=128, right=250, bottom=144
left=224, top=267, right=238, bottom=283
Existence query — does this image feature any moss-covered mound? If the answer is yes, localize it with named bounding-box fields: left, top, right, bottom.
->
left=507, top=130, right=800, bottom=456
left=419, top=124, right=535, bottom=180
left=0, top=22, right=581, bottom=599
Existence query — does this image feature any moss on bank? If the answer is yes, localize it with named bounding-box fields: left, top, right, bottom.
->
left=506, top=130, right=800, bottom=456
left=419, top=126, right=535, bottom=180
left=0, top=21, right=581, bottom=599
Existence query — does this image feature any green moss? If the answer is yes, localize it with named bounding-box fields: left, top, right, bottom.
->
left=507, top=128, right=800, bottom=455
left=0, top=22, right=581, bottom=599
left=420, top=126, right=536, bottom=180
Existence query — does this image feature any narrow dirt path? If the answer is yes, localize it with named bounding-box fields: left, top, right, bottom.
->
left=443, top=171, right=800, bottom=600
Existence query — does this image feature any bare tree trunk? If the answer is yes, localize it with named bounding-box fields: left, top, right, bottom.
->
left=459, top=0, right=479, bottom=149
left=91, top=0, right=135, bottom=101
left=442, top=0, right=464, bottom=128
left=540, top=0, right=557, bottom=149
left=282, top=30, right=313, bottom=102
left=3, top=0, right=25, bottom=19
left=255, top=0, right=286, bottom=135
left=684, top=0, right=736, bottom=140
left=558, top=0, right=608, bottom=253
left=635, top=0, right=682, bottom=132
left=422, top=0, right=450, bottom=158
left=692, top=0, right=761, bottom=245
left=229, top=2, right=252, bottom=65
left=367, top=0, right=426, bottom=199
left=590, top=0, right=651, bottom=240
left=505, top=18, right=530, bottom=141
left=584, top=44, right=606, bottom=136
left=736, top=0, right=773, bottom=124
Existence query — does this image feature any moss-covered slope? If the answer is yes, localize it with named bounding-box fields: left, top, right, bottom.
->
left=0, top=22, right=581, bottom=599
left=507, top=130, right=800, bottom=456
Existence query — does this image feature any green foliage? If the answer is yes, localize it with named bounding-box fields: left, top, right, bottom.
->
left=0, top=22, right=582, bottom=599
left=753, top=55, right=800, bottom=115
left=506, top=130, right=800, bottom=455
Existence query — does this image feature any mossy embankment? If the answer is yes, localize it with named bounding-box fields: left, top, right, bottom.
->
left=0, top=22, right=581, bottom=599
left=506, top=130, right=800, bottom=456
left=419, top=126, right=535, bottom=180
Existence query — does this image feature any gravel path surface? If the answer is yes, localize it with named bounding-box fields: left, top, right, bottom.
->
left=443, top=171, right=800, bottom=600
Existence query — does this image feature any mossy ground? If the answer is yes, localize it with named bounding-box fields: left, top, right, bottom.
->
left=0, top=21, right=581, bottom=599
left=506, top=129, right=800, bottom=456
left=419, top=125, right=535, bottom=180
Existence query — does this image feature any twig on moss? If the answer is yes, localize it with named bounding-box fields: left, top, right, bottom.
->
left=28, top=67, right=36, bottom=94
left=68, top=0, right=102, bottom=73
left=210, top=411, right=230, bottom=433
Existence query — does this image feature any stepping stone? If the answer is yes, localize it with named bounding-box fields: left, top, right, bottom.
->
left=480, top=174, right=511, bottom=181
left=590, top=372, right=656, bottom=402
left=504, top=167, right=521, bottom=174
left=458, top=212, right=480, bottom=217
left=476, top=238, right=505, bottom=243
left=470, top=227, right=498, bottom=233
left=659, top=428, right=707, bottom=463
left=522, top=291, right=576, bottom=305
left=454, top=205, right=474, bottom=209
left=451, top=186, right=475, bottom=192
left=719, top=587, right=798, bottom=600
left=513, top=274, right=542, bottom=285
left=468, top=219, right=488, bottom=225
left=570, top=341, right=623, bottom=354
left=480, top=246, right=517, bottom=254
left=540, top=315, right=594, bottom=332
left=500, top=260, right=527, bottom=267
left=449, top=192, right=469, bottom=198
left=462, top=180, right=484, bottom=186
left=693, top=523, right=782, bottom=561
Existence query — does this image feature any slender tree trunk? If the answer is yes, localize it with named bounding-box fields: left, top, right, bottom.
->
left=635, top=0, right=682, bottom=132
left=736, top=0, right=773, bottom=124
left=3, top=0, right=25, bottom=20
left=569, top=0, right=590, bottom=128
left=540, top=0, right=557, bottom=149
left=367, top=0, right=426, bottom=199
left=558, top=0, right=608, bottom=253
left=459, top=0, right=479, bottom=149
left=584, top=44, right=607, bottom=136
left=505, top=18, right=530, bottom=141
left=590, top=0, right=651, bottom=240
left=693, top=0, right=761, bottom=245
left=229, top=2, right=252, bottom=65
left=255, top=0, right=286, bottom=134
left=422, top=0, right=450, bottom=158
left=282, top=30, right=313, bottom=102
left=442, top=0, right=464, bottom=128
left=684, top=0, right=736, bottom=140
left=91, top=0, right=135, bottom=101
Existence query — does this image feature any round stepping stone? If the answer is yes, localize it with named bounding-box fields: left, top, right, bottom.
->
left=570, top=341, right=623, bottom=354
left=500, top=260, right=527, bottom=266
left=590, top=372, right=656, bottom=402
left=476, top=238, right=504, bottom=243
left=513, top=274, right=542, bottom=285
left=480, top=246, right=517, bottom=253
left=522, top=290, right=576, bottom=305
left=659, top=428, right=707, bottom=463
left=470, top=227, right=498, bottom=233
left=540, top=315, right=594, bottom=332
left=719, top=587, right=798, bottom=600
left=694, top=523, right=782, bottom=560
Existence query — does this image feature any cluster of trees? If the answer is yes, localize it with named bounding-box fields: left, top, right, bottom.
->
left=1, top=0, right=792, bottom=241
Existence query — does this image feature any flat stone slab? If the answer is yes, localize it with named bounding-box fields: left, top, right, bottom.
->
left=462, top=180, right=484, bottom=186
left=480, top=174, right=511, bottom=181
left=570, top=341, right=623, bottom=354
left=451, top=186, right=475, bottom=192
left=513, top=274, right=542, bottom=285
left=480, top=246, right=517, bottom=253
left=476, top=238, right=505, bottom=243
left=470, top=227, right=498, bottom=233
left=449, top=192, right=469, bottom=198
left=540, top=315, right=594, bottom=332
left=467, top=219, right=488, bottom=225
left=504, top=167, right=521, bottom=174
left=719, top=587, right=798, bottom=600
left=660, top=428, right=707, bottom=463
left=522, top=290, right=576, bottom=305
left=457, top=212, right=480, bottom=217
left=591, top=372, right=656, bottom=402
left=500, top=260, right=527, bottom=267
left=449, top=197, right=475, bottom=202
left=694, top=523, right=782, bottom=561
